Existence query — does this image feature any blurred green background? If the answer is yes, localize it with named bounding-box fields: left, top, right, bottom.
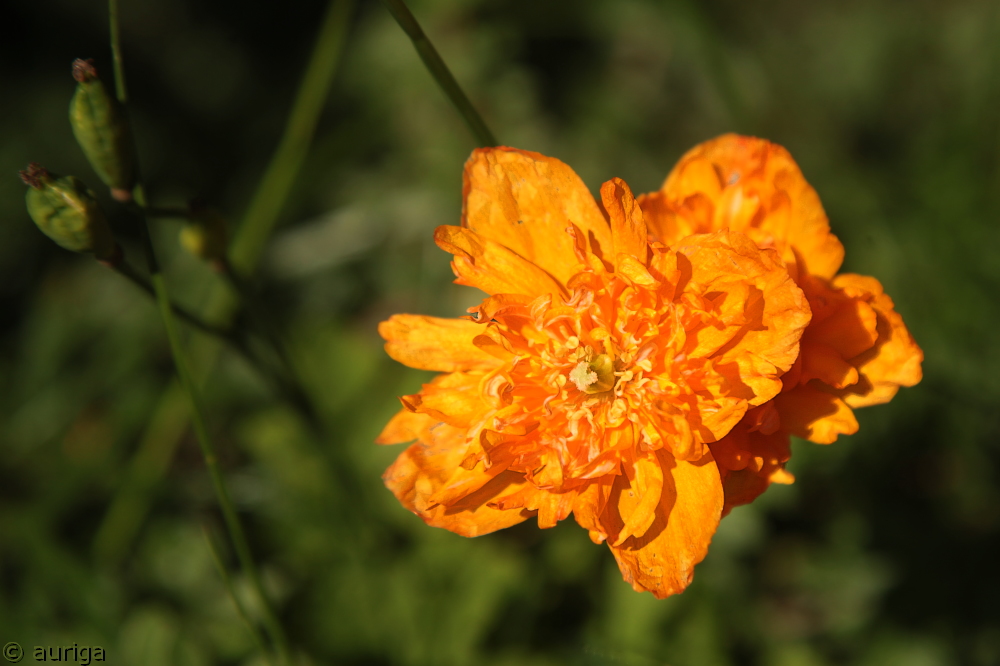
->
left=3, top=0, right=999, bottom=664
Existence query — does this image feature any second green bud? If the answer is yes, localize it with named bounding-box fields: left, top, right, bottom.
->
left=20, top=163, right=117, bottom=260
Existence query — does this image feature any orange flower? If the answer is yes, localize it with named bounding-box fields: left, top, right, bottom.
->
left=378, top=147, right=811, bottom=597
left=638, top=134, right=923, bottom=513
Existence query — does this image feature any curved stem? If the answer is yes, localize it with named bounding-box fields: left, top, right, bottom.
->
left=229, top=0, right=356, bottom=274
left=104, top=249, right=293, bottom=401
left=95, top=0, right=357, bottom=582
left=139, top=195, right=293, bottom=666
left=380, top=0, right=498, bottom=147
left=103, top=249, right=233, bottom=340
left=108, top=0, right=127, bottom=103
left=107, top=6, right=292, bottom=665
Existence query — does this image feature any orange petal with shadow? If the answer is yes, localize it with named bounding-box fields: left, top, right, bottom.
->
left=799, top=340, right=860, bottom=389
left=379, top=314, right=500, bottom=372
left=383, top=423, right=534, bottom=537
left=775, top=384, right=859, bottom=444
left=601, top=177, right=648, bottom=266
left=462, top=147, right=612, bottom=285
left=807, top=298, right=879, bottom=360
left=435, top=225, right=566, bottom=297
left=491, top=484, right=576, bottom=529
left=612, top=451, right=665, bottom=546
left=650, top=134, right=845, bottom=281
left=401, top=372, right=487, bottom=428
left=604, top=450, right=723, bottom=598
left=832, top=274, right=923, bottom=407
left=675, top=230, right=812, bottom=378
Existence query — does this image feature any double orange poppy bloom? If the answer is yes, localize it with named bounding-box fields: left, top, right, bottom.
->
left=377, top=134, right=922, bottom=598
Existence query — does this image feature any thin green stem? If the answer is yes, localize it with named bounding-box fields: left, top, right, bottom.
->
left=104, top=248, right=295, bottom=404
left=107, top=4, right=291, bottom=664
left=379, top=0, right=497, bottom=147
left=95, top=0, right=356, bottom=576
left=202, top=525, right=276, bottom=666
left=140, top=210, right=293, bottom=666
left=108, top=0, right=127, bottom=103
left=103, top=251, right=234, bottom=340
left=229, top=0, right=356, bottom=274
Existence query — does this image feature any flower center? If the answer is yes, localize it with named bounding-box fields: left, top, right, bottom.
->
left=569, top=353, right=615, bottom=394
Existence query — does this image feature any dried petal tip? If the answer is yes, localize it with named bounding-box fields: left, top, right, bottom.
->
left=19, top=163, right=50, bottom=189
left=72, top=58, right=98, bottom=83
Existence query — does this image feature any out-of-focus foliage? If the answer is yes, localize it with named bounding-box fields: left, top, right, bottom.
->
left=3, top=0, right=999, bottom=664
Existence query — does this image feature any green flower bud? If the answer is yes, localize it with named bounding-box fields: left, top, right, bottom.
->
left=20, top=163, right=117, bottom=260
left=179, top=200, right=228, bottom=265
left=69, top=59, right=135, bottom=201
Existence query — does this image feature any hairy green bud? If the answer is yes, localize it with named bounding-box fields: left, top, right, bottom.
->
left=20, top=163, right=116, bottom=260
left=69, top=58, right=135, bottom=201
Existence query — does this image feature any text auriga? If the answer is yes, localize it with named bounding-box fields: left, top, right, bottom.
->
left=33, top=645, right=106, bottom=663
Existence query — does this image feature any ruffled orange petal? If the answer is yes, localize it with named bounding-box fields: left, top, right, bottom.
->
left=604, top=450, right=723, bottom=598
left=806, top=296, right=879, bottom=360
left=775, top=384, right=859, bottom=444
left=462, top=147, right=612, bottom=286
left=571, top=477, right=615, bottom=543
left=709, top=411, right=793, bottom=515
left=692, top=393, right=750, bottom=446
left=612, top=451, right=665, bottom=546
left=642, top=134, right=845, bottom=282
left=376, top=408, right=439, bottom=445
left=799, top=340, right=860, bottom=389
left=490, top=483, right=577, bottom=529
left=400, top=371, right=489, bottom=429
left=435, top=225, right=566, bottom=297
left=379, top=314, right=501, bottom=372
left=600, top=177, right=649, bottom=266
left=777, top=273, right=922, bottom=443
left=673, top=229, right=812, bottom=400
left=831, top=274, right=923, bottom=408
left=383, top=422, right=535, bottom=537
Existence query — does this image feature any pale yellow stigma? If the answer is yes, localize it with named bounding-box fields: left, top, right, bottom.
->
left=569, top=362, right=598, bottom=392
left=569, top=353, right=616, bottom=394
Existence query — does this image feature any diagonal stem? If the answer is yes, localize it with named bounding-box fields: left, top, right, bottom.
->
left=104, top=244, right=300, bottom=427
left=138, top=197, right=293, bottom=666
left=94, top=0, right=356, bottom=575
left=108, top=4, right=291, bottom=665
left=229, top=0, right=356, bottom=274
left=102, top=248, right=235, bottom=340
left=108, top=0, right=127, bottom=103
left=379, top=0, right=498, bottom=147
